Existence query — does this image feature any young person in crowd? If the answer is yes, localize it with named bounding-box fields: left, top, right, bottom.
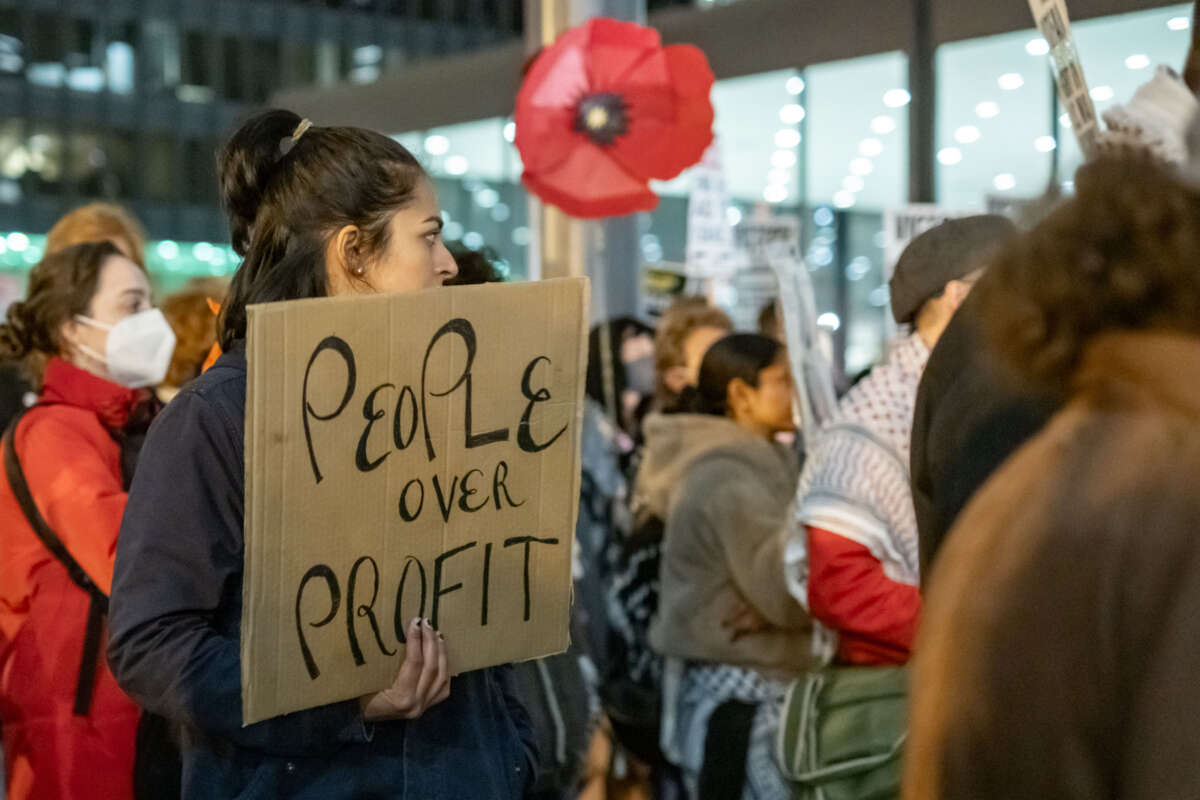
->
left=0, top=241, right=174, bottom=800
left=158, top=278, right=227, bottom=403
left=106, top=110, right=535, bottom=799
left=652, top=297, right=732, bottom=413
left=650, top=333, right=811, bottom=800
left=906, top=154, right=1200, bottom=800
left=788, top=215, right=1017, bottom=665
left=0, top=203, right=150, bottom=434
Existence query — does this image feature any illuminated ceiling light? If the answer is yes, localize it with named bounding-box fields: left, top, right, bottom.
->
left=937, top=147, right=963, bottom=166
left=1168, top=16, right=1190, bottom=31
left=871, top=115, right=897, bottom=135
left=813, top=207, right=835, bottom=227
left=726, top=206, right=743, bottom=226
left=779, top=104, right=806, bottom=124
left=462, top=232, right=484, bottom=250
left=192, top=242, right=214, bottom=261
left=1091, top=85, right=1114, bottom=102
left=491, top=203, right=511, bottom=222
left=503, top=122, right=516, bottom=142
left=771, top=149, right=797, bottom=169
left=975, top=101, right=1000, bottom=119
left=833, top=190, right=856, bottom=209
left=474, top=187, right=500, bottom=208
left=424, top=134, right=450, bottom=155
left=5, top=232, right=28, bottom=252
left=511, top=226, right=532, bottom=246
left=1025, top=37, right=1050, bottom=56
left=849, top=157, right=873, bottom=176
left=883, top=88, right=911, bottom=108
left=768, top=168, right=792, bottom=185
left=842, top=175, right=865, bottom=192
left=444, top=155, right=469, bottom=175
left=764, top=184, right=789, bottom=204
left=775, top=128, right=801, bottom=148
left=817, top=312, right=842, bottom=331
left=1059, top=112, right=1072, bottom=129
left=859, top=138, right=883, bottom=157
left=954, top=125, right=981, bottom=144
left=1034, top=135, right=1057, bottom=152
left=786, top=75, right=806, bottom=95
left=444, top=221, right=465, bottom=241
left=1125, top=54, right=1151, bottom=70
left=156, top=240, right=179, bottom=260
left=993, top=172, right=1017, bottom=191
left=998, top=73, right=1025, bottom=91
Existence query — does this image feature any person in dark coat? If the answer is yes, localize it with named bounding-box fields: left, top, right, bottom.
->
left=106, top=110, right=535, bottom=800
left=909, top=281, right=1059, bottom=579
left=905, top=154, right=1200, bottom=800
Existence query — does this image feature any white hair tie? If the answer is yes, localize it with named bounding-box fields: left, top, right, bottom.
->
left=292, top=118, right=313, bottom=142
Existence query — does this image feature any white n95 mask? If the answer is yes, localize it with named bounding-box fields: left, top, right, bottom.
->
left=74, top=309, right=177, bottom=389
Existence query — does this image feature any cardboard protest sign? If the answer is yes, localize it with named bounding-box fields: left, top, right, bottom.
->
left=1027, top=0, right=1100, bottom=158
left=241, top=278, right=589, bottom=724
left=686, top=141, right=738, bottom=279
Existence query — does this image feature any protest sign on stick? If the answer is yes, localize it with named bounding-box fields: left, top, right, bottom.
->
left=1028, top=0, right=1101, bottom=158
left=241, top=278, right=589, bottom=724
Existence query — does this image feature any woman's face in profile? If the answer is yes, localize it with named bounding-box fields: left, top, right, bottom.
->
left=367, top=178, right=459, bottom=295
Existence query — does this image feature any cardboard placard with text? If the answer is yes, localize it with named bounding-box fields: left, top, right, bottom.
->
left=241, top=278, right=589, bottom=724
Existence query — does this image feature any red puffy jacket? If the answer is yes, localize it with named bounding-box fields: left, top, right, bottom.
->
left=0, top=359, right=145, bottom=800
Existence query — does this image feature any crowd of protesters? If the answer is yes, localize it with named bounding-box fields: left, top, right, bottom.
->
left=0, top=27, right=1197, bottom=800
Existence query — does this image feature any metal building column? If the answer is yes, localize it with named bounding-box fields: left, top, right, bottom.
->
left=525, top=0, right=646, bottom=322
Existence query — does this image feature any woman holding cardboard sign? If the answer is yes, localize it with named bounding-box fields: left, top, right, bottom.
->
left=107, top=111, right=536, bottom=799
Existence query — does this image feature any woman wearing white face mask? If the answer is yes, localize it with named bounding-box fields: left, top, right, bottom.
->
left=0, top=240, right=175, bottom=800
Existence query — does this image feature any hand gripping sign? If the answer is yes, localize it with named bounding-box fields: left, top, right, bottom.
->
left=240, top=278, right=589, bottom=724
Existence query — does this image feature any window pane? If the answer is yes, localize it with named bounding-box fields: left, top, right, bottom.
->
left=935, top=29, right=1054, bottom=210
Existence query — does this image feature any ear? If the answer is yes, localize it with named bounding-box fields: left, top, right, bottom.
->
left=663, top=365, right=690, bottom=395
left=727, top=377, right=753, bottom=416
left=330, top=225, right=367, bottom=280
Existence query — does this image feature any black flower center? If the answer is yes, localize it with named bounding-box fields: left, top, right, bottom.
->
left=574, top=93, right=629, bottom=146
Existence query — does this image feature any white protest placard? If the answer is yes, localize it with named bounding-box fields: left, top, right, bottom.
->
left=685, top=141, right=737, bottom=279
left=1028, top=0, right=1100, bottom=158
left=241, top=278, right=589, bottom=724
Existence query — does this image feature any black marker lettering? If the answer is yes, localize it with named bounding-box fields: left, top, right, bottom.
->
left=393, top=556, right=427, bottom=644
left=432, top=541, right=477, bottom=629
left=302, top=336, right=357, bottom=484
left=399, top=478, right=425, bottom=522
left=295, top=564, right=341, bottom=680
left=355, top=384, right=394, bottom=472
left=346, top=556, right=396, bottom=665
left=517, top=356, right=567, bottom=453
left=503, top=536, right=560, bottom=621
left=458, top=468, right=489, bottom=513
left=432, top=473, right=460, bottom=523
left=493, top=460, right=526, bottom=510
left=393, top=385, right=418, bottom=450
left=420, top=318, right=509, bottom=462
left=481, top=542, right=493, bottom=626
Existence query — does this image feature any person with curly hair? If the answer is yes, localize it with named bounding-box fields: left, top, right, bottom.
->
left=904, top=154, right=1200, bottom=800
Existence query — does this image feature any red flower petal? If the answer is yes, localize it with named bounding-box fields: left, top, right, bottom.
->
left=603, top=46, right=715, bottom=181
left=522, top=145, right=658, bottom=218
left=579, top=18, right=663, bottom=89
left=513, top=105, right=579, bottom=175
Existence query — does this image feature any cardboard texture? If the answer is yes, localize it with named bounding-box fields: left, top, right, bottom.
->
left=241, top=278, right=589, bottom=724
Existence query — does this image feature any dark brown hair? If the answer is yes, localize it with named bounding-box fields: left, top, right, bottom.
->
left=0, top=241, right=121, bottom=387
left=217, top=109, right=426, bottom=349
left=979, top=155, right=1200, bottom=387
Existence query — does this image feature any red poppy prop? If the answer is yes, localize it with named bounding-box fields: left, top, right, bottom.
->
left=515, top=18, right=716, bottom=219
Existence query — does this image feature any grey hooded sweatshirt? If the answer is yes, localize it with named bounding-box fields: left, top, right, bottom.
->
left=641, top=412, right=813, bottom=677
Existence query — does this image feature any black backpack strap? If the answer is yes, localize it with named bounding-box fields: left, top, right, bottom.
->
left=3, top=408, right=109, bottom=715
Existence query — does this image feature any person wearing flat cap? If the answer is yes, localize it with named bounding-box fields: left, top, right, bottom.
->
left=784, top=215, right=1017, bottom=667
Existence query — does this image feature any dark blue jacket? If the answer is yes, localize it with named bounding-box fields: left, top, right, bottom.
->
left=107, top=345, right=536, bottom=799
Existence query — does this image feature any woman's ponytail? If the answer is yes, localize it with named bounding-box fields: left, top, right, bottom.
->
left=217, top=109, right=306, bottom=257
left=0, top=300, right=35, bottom=362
